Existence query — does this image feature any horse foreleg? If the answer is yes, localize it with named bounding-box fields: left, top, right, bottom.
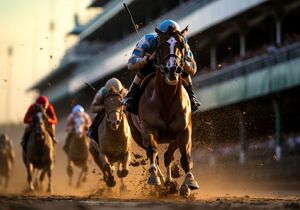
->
left=144, top=131, right=160, bottom=186
left=46, top=163, right=54, bottom=193
left=98, top=151, right=115, bottom=187
left=178, top=130, right=199, bottom=197
left=26, top=162, right=35, bottom=191
left=117, top=152, right=130, bottom=178
left=67, top=159, right=74, bottom=186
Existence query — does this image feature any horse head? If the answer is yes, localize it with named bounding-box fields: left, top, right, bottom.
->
left=73, top=114, right=85, bottom=138
left=32, top=104, right=47, bottom=141
left=104, top=87, right=124, bottom=131
left=155, top=25, right=189, bottom=85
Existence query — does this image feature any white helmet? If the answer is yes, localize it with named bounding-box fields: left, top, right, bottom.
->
left=72, top=104, right=84, bottom=113
left=105, top=77, right=123, bottom=93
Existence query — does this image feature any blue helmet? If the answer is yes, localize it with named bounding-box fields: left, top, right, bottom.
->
left=72, top=105, right=84, bottom=113
left=158, top=19, right=180, bottom=32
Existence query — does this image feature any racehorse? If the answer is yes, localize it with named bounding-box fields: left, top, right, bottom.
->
left=0, top=134, right=14, bottom=189
left=65, top=116, right=90, bottom=188
left=22, top=105, right=54, bottom=193
left=127, top=26, right=199, bottom=197
left=89, top=85, right=132, bottom=189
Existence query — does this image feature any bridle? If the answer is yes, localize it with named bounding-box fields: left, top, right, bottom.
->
left=104, top=92, right=124, bottom=122
left=154, top=31, right=188, bottom=74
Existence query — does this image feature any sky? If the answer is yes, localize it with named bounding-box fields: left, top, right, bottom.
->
left=0, top=0, right=96, bottom=124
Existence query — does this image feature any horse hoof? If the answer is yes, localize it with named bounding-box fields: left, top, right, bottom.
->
left=117, top=169, right=129, bottom=178
left=47, top=187, right=53, bottom=194
left=185, top=174, right=200, bottom=190
left=104, top=164, right=111, bottom=172
left=164, top=180, right=179, bottom=194
left=148, top=174, right=161, bottom=186
left=29, top=186, right=35, bottom=192
left=179, top=184, right=190, bottom=198
left=82, top=176, right=87, bottom=182
left=106, top=176, right=116, bottom=188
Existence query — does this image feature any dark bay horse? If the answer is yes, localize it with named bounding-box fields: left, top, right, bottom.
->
left=65, top=116, right=90, bottom=188
left=127, top=26, right=199, bottom=197
left=23, top=105, right=54, bottom=193
left=89, top=85, right=132, bottom=189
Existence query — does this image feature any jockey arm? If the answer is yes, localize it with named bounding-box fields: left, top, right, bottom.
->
left=183, top=44, right=197, bottom=76
left=65, top=113, right=74, bottom=132
left=128, top=35, right=155, bottom=71
left=83, top=113, right=92, bottom=129
left=46, top=104, right=58, bottom=125
left=90, top=87, right=105, bottom=113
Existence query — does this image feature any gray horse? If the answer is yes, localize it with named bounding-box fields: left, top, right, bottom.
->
left=65, top=116, right=90, bottom=188
left=89, top=85, right=132, bottom=188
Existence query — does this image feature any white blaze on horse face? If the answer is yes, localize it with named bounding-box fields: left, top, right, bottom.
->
left=166, top=37, right=177, bottom=68
left=74, top=116, right=83, bottom=135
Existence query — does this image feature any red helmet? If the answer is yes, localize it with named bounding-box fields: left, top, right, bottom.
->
left=36, top=95, right=49, bottom=107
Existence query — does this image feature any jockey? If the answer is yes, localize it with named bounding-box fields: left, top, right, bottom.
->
left=63, top=105, right=91, bottom=153
left=21, top=95, right=58, bottom=151
left=123, top=19, right=201, bottom=114
left=87, top=78, right=127, bottom=143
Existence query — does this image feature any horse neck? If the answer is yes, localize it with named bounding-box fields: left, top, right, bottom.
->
left=154, top=70, right=182, bottom=104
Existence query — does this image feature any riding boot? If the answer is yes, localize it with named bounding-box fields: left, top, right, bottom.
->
left=184, top=84, right=201, bottom=112
left=21, top=127, right=31, bottom=152
left=87, top=110, right=105, bottom=143
left=122, top=82, right=141, bottom=114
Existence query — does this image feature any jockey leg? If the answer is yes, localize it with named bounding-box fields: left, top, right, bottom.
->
left=182, top=73, right=201, bottom=112
left=87, top=109, right=105, bottom=143
left=123, top=61, right=155, bottom=114
left=122, top=73, right=143, bottom=114
left=49, top=125, right=57, bottom=144
left=21, top=124, right=32, bottom=152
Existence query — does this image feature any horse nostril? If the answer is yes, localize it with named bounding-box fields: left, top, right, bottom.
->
left=117, top=120, right=121, bottom=124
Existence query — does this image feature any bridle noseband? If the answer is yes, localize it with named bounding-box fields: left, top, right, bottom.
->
left=104, top=92, right=124, bottom=122
left=154, top=31, right=188, bottom=74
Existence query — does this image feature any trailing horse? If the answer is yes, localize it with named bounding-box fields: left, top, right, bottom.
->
left=22, top=105, right=54, bottom=193
left=89, top=85, right=132, bottom=189
left=127, top=26, right=199, bottom=197
left=65, top=116, right=90, bottom=188
left=0, top=134, right=14, bottom=190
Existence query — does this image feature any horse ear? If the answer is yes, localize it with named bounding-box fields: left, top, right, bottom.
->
left=155, top=27, right=163, bottom=36
left=181, top=25, right=189, bottom=36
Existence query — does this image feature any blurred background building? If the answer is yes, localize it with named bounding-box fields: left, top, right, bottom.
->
left=30, top=0, right=300, bottom=167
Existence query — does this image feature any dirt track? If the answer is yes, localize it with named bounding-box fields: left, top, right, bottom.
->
left=0, top=195, right=299, bottom=210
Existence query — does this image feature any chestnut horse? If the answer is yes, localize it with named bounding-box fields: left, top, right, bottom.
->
left=127, top=26, right=199, bottom=197
left=23, top=105, right=54, bottom=193
left=89, top=86, right=131, bottom=189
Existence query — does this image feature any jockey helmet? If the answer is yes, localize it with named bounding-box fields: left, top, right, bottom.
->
left=158, top=19, right=180, bottom=32
left=105, top=77, right=123, bottom=93
left=36, top=95, right=49, bottom=107
left=72, top=105, right=84, bottom=113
